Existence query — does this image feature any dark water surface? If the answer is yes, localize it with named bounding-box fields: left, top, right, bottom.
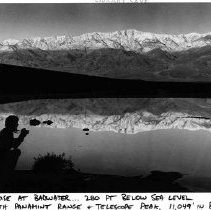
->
left=13, top=127, right=211, bottom=179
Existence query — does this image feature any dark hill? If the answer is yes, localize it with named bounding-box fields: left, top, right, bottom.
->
left=1, top=64, right=211, bottom=103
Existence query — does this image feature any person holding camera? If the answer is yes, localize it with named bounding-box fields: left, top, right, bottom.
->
left=0, top=115, right=29, bottom=171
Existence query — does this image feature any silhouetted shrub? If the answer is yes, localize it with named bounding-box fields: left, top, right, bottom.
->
left=30, top=118, right=41, bottom=126
left=32, top=153, right=74, bottom=173
left=42, top=120, right=53, bottom=125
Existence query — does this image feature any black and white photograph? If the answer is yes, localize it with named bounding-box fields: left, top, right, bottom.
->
left=1, top=3, right=211, bottom=192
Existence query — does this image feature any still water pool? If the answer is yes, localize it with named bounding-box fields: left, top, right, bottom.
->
left=14, top=127, right=211, bottom=178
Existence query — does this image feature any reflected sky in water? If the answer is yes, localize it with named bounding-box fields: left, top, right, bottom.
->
left=14, top=127, right=211, bottom=177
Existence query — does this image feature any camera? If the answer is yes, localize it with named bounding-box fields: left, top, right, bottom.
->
left=21, top=128, right=29, bottom=135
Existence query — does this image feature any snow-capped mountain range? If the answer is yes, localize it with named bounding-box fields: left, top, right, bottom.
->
left=1, top=29, right=211, bottom=81
left=1, top=29, right=211, bottom=52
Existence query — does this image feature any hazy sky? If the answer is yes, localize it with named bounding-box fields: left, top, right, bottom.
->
left=0, top=3, right=211, bottom=41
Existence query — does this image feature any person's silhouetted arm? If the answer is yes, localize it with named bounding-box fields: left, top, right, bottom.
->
left=11, top=135, right=24, bottom=149
left=10, top=129, right=28, bottom=149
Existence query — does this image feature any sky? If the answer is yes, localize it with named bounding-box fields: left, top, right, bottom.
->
left=0, top=3, right=211, bottom=41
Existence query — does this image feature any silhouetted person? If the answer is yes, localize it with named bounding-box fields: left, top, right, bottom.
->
left=0, top=115, right=29, bottom=171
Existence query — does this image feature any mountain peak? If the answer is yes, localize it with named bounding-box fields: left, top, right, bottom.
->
left=2, top=39, right=19, bottom=45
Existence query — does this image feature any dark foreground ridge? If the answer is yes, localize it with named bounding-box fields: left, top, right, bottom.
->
left=1, top=64, right=211, bottom=103
left=0, top=170, right=189, bottom=193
